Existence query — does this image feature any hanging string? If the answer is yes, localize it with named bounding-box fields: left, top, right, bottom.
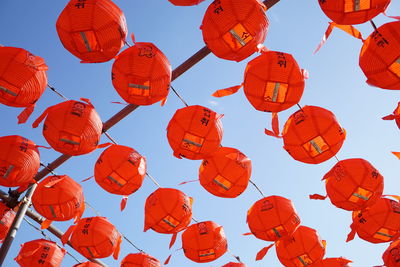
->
left=47, top=84, right=69, bottom=101
left=334, top=155, right=340, bottom=162
left=103, top=131, right=118, bottom=145
left=124, top=41, right=132, bottom=47
left=228, top=250, right=243, bottom=263
left=170, top=85, right=189, bottom=107
left=370, top=20, right=378, bottom=31
left=296, top=103, right=304, bottom=111
left=249, top=180, right=265, bottom=198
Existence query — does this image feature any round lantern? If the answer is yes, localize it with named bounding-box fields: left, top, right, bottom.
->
left=347, top=197, right=400, bottom=244
left=144, top=188, right=193, bottom=234
left=73, top=262, right=103, bottom=267
left=360, top=21, right=400, bottom=90
left=0, top=135, right=40, bottom=187
left=15, top=239, right=66, bottom=267
left=112, top=42, right=171, bottom=106
left=199, top=147, right=252, bottom=198
left=56, top=0, right=128, bottom=63
left=318, top=0, right=390, bottom=25
left=275, top=225, right=326, bottom=267
left=382, top=239, right=400, bottom=267
left=181, top=221, right=228, bottom=263
left=168, top=0, right=205, bottom=6
left=0, top=201, right=15, bottom=243
left=166, top=105, right=223, bottom=160
left=62, top=217, right=122, bottom=259
left=201, top=0, right=269, bottom=62
left=32, top=98, right=103, bottom=156
left=282, top=105, right=346, bottom=164
left=120, top=252, right=161, bottom=267
left=32, top=175, right=85, bottom=228
left=222, top=262, right=247, bottom=267
left=310, top=257, right=352, bottom=267
left=247, top=195, right=301, bottom=242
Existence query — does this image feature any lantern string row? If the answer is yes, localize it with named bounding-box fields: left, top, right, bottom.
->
left=370, top=20, right=378, bottom=31
left=46, top=84, right=69, bottom=101
left=249, top=180, right=265, bottom=198
left=170, top=85, right=189, bottom=107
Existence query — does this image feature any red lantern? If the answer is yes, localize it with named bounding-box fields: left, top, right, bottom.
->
left=247, top=195, right=301, bottom=242
left=15, top=239, right=66, bottom=267
left=0, top=135, right=40, bottom=187
left=166, top=105, right=223, bottom=160
left=199, top=147, right=252, bottom=198
left=32, top=98, right=103, bottom=156
left=0, top=201, right=15, bottom=243
left=222, top=262, right=247, bottom=267
left=56, top=0, right=128, bottom=63
left=120, top=252, right=161, bottom=267
left=201, top=0, right=269, bottom=62
left=168, top=0, right=205, bottom=6
left=181, top=221, right=228, bottom=263
left=112, top=42, right=171, bottom=106
left=382, top=239, right=400, bottom=267
left=310, top=257, right=352, bottom=267
left=73, top=262, right=103, bottom=267
left=282, top=106, right=346, bottom=164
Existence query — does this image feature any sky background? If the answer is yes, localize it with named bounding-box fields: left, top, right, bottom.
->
left=1, top=0, right=400, bottom=266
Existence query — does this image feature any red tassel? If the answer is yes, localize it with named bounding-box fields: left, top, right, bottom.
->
left=120, top=196, right=128, bottom=211
left=81, top=176, right=94, bottom=182
left=309, top=194, right=327, bottom=200
left=382, top=114, right=397, bottom=120
left=255, top=244, right=274, bottom=261
left=40, top=219, right=52, bottom=229
left=178, top=179, right=198, bottom=185
left=61, top=225, right=76, bottom=245
left=164, top=254, right=172, bottom=265
left=113, top=235, right=122, bottom=260
left=17, top=105, right=35, bottom=124
left=392, top=152, right=400, bottom=159
left=242, top=232, right=253, bottom=236
left=271, top=112, right=280, bottom=136
left=169, top=233, right=177, bottom=249
left=97, top=142, right=113, bottom=149
left=212, top=84, right=242, bottom=97
left=111, top=101, right=129, bottom=105
left=32, top=106, right=52, bottom=128
left=346, top=223, right=356, bottom=242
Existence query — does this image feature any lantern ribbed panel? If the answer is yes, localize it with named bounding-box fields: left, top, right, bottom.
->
left=112, top=43, right=172, bottom=105
left=382, top=239, right=400, bottom=267
left=56, top=0, right=127, bottom=63
left=15, top=239, right=66, bottom=267
left=282, top=105, right=346, bottom=164
left=222, top=263, right=247, bottom=267
left=120, top=253, right=161, bottom=267
left=324, top=158, right=384, bottom=211
left=199, top=147, right=252, bottom=198
left=168, top=0, right=205, bottom=6
left=0, top=202, right=15, bottom=243
left=0, top=135, right=40, bottom=187
left=201, top=0, right=269, bottom=62
left=0, top=47, right=47, bottom=107
left=310, top=257, right=352, bottom=267
left=94, top=145, right=146, bottom=195
left=73, top=262, right=103, bottom=267
left=360, top=21, right=400, bottom=90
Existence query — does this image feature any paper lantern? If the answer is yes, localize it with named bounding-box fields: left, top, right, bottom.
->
left=168, top=0, right=205, bottom=6
left=222, top=262, right=247, bottom=267
left=275, top=226, right=326, bottom=267
left=166, top=105, right=223, bottom=160
left=201, top=0, right=269, bottom=62
left=0, top=135, right=40, bottom=187
left=282, top=105, right=346, bottom=164
left=247, top=195, right=301, bottom=242
left=32, top=175, right=85, bottom=228
left=144, top=188, right=193, bottom=234
left=181, top=221, right=228, bottom=263
left=360, top=21, right=400, bottom=90
left=382, top=239, right=400, bottom=267
left=120, top=252, right=161, bottom=267
left=32, top=98, right=103, bottom=156
left=347, top=197, right=400, bottom=244
left=73, top=262, right=103, bottom=267
left=62, top=217, right=122, bottom=259
left=0, top=201, right=15, bottom=243
left=318, top=0, right=390, bottom=25
left=56, top=0, right=128, bottom=63
left=310, top=257, right=352, bottom=267
left=15, top=239, right=66, bottom=267
left=112, top=42, right=171, bottom=106
left=199, top=147, right=252, bottom=198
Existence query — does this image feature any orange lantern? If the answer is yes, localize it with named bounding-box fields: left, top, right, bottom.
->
left=0, top=135, right=40, bottom=187
left=201, top=0, right=269, bottom=62
left=112, top=42, right=171, bottom=106
left=168, top=0, right=205, bottom=6
left=382, top=239, right=400, bottom=267
left=181, top=221, right=227, bottom=263
left=310, top=257, right=352, bottom=267
left=0, top=201, right=15, bottom=243
left=120, top=252, right=161, bottom=267
left=62, top=217, right=122, bottom=259
left=247, top=195, right=301, bottom=242
left=15, top=239, right=66, bottom=267
left=360, top=21, right=400, bottom=90
left=318, top=0, right=390, bottom=25
left=222, top=262, right=247, bottom=267
left=275, top=226, right=326, bottom=267
left=0, top=47, right=48, bottom=123
left=347, top=197, right=400, bottom=244
left=32, top=98, right=103, bottom=156
left=73, top=262, right=103, bottom=267
left=56, top=0, right=128, bottom=63
left=144, top=188, right=193, bottom=234
left=199, top=147, right=252, bottom=198
left=166, top=105, right=223, bottom=160
left=282, top=105, right=346, bottom=164
left=31, top=175, right=85, bottom=228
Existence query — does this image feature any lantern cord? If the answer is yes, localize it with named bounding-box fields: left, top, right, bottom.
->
left=370, top=20, right=377, bottom=31
left=47, top=84, right=69, bottom=101
left=145, top=172, right=163, bottom=188
left=296, top=103, right=304, bottom=111
left=122, top=235, right=145, bottom=253
left=84, top=201, right=102, bottom=217
left=170, top=85, right=189, bottom=107
left=124, top=41, right=132, bottom=47
left=103, top=131, right=118, bottom=145
left=249, top=180, right=265, bottom=198
left=334, top=155, right=340, bottom=162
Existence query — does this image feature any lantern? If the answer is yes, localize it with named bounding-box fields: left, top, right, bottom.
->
left=347, top=197, right=400, bottom=244
left=222, top=262, right=247, bottom=267
left=56, top=0, right=128, bottom=63
left=168, top=0, right=205, bottom=6
left=310, top=257, right=352, bottom=267
left=201, top=0, right=269, bottom=62
left=144, top=188, right=193, bottom=234
left=31, top=175, right=85, bottom=228
left=62, top=217, right=122, bottom=259
left=360, top=21, right=400, bottom=90
left=0, top=135, right=40, bottom=187
left=166, top=105, right=223, bottom=160
left=181, top=221, right=228, bottom=263
left=15, top=239, right=66, bottom=267
left=120, top=253, right=161, bottom=267
left=382, top=239, right=400, bottom=267
left=282, top=105, right=346, bottom=164
left=32, top=98, right=103, bottom=156
left=199, top=147, right=252, bottom=198
left=73, top=262, right=103, bottom=267
left=318, top=0, right=390, bottom=25
left=0, top=201, right=15, bottom=243
left=247, top=195, right=301, bottom=242
left=112, top=42, right=171, bottom=106
left=275, top=226, right=326, bottom=267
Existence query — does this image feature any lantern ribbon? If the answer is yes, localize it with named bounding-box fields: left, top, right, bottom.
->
left=61, top=224, right=77, bottom=245
left=41, top=219, right=52, bottom=230
left=212, top=84, right=243, bottom=97
left=169, top=233, right=178, bottom=249
left=346, top=223, right=356, bottom=242
left=164, top=248, right=182, bottom=265
left=120, top=196, right=128, bottom=211
left=178, top=179, right=198, bottom=185
left=309, top=194, right=327, bottom=200
left=264, top=112, right=282, bottom=138
left=255, top=243, right=274, bottom=261
left=17, top=105, right=35, bottom=124
left=113, top=234, right=122, bottom=260
left=391, top=152, right=400, bottom=159
left=81, top=175, right=94, bottom=182
left=32, top=105, right=53, bottom=128
left=44, top=177, right=64, bottom=188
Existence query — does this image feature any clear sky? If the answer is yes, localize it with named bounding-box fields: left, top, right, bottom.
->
left=1, top=0, right=400, bottom=266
